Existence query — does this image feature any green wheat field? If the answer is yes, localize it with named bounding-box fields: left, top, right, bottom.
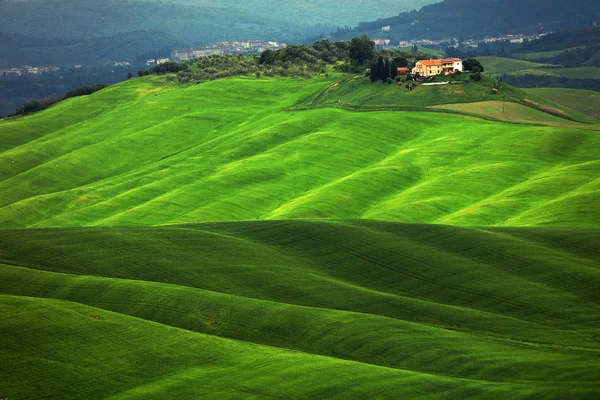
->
left=1, top=74, right=599, bottom=399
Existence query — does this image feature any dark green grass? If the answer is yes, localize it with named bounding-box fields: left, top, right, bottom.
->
left=1, top=220, right=599, bottom=399
left=301, top=73, right=527, bottom=110
left=525, top=88, right=600, bottom=121
left=1, top=74, right=600, bottom=399
left=477, top=57, right=553, bottom=75
left=1, top=76, right=599, bottom=228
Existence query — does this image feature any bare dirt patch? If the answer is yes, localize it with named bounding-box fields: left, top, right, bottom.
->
left=522, top=99, right=570, bottom=119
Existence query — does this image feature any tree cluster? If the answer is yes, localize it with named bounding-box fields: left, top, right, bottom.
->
left=10, top=84, right=107, bottom=117
left=64, top=84, right=108, bottom=99
left=462, top=58, right=484, bottom=72
left=369, top=55, right=411, bottom=83
left=138, top=61, right=188, bottom=77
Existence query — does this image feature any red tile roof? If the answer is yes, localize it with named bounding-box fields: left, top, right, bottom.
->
left=417, top=59, right=442, bottom=66
left=417, top=58, right=462, bottom=67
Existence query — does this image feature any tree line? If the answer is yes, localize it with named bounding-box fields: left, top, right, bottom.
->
left=8, top=84, right=107, bottom=117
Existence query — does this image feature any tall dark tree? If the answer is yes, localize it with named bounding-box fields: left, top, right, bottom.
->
left=377, top=56, right=387, bottom=81
left=390, top=60, right=398, bottom=79
left=369, top=62, right=379, bottom=82
left=259, top=49, right=276, bottom=65
left=384, top=58, right=391, bottom=81
left=349, top=34, right=375, bottom=65
left=393, top=57, right=408, bottom=68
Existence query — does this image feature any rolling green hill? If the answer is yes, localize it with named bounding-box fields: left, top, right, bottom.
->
left=1, top=221, right=599, bottom=399
left=1, top=75, right=599, bottom=228
left=475, top=56, right=600, bottom=79
left=476, top=56, right=553, bottom=75
left=525, top=88, right=600, bottom=120
left=474, top=56, right=600, bottom=92
left=1, top=72, right=600, bottom=399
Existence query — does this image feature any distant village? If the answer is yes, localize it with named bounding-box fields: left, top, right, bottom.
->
left=170, top=40, right=287, bottom=62
left=377, top=29, right=549, bottom=49
left=0, top=65, right=61, bottom=76
left=0, top=32, right=550, bottom=76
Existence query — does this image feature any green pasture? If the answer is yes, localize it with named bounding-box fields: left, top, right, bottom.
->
left=477, top=56, right=600, bottom=80
left=1, top=75, right=598, bottom=228
left=476, top=56, right=552, bottom=75
left=514, top=46, right=588, bottom=60
left=1, top=221, right=599, bottom=399
left=525, top=88, right=600, bottom=120
left=300, top=73, right=593, bottom=122
left=429, top=100, right=600, bottom=128
left=302, top=73, right=525, bottom=109
left=1, top=73, right=600, bottom=399
left=513, top=67, right=600, bottom=79
left=396, top=46, right=445, bottom=58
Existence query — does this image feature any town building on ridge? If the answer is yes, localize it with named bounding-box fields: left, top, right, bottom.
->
left=412, top=58, right=463, bottom=77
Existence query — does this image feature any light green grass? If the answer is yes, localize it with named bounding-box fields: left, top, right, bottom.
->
left=477, top=56, right=600, bottom=80
left=429, top=100, right=600, bottom=129
left=2, top=74, right=600, bottom=399
left=302, top=73, right=526, bottom=109
left=397, top=46, right=445, bottom=58
left=477, top=56, right=552, bottom=75
left=525, top=88, right=600, bottom=120
left=298, top=73, right=593, bottom=122
left=0, top=221, right=599, bottom=399
left=513, top=67, right=600, bottom=79
left=1, top=76, right=599, bottom=228
left=514, top=46, right=588, bottom=60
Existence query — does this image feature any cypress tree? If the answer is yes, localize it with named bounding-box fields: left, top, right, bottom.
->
left=384, top=59, right=391, bottom=81
left=377, top=56, right=386, bottom=81
left=390, top=60, right=398, bottom=79
left=369, top=62, right=379, bottom=82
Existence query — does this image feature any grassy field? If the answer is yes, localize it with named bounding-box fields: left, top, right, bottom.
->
left=512, top=67, right=600, bottom=79
left=429, top=100, right=600, bottom=129
left=302, top=73, right=528, bottom=109
left=298, top=73, right=595, bottom=123
left=0, top=76, right=599, bottom=228
left=1, top=73, right=600, bottom=399
left=397, top=46, right=445, bottom=58
left=477, top=56, right=600, bottom=80
left=525, top=88, right=600, bottom=120
left=513, top=46, right=588, bottom=61
left=476, top=56, right=552, bottom=75
left=1, top=221, right=599, bottom=399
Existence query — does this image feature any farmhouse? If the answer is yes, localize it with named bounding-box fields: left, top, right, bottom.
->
left=412, top=58, right=463, bottom=77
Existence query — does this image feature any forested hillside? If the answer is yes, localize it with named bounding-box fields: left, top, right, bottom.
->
left=0, top=30, right=181, bottom=68
left=332, top=0, right=600, bottom=41
left=0, top=0, right=304, bottom=46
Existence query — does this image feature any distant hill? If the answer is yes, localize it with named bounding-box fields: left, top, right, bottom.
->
left=1, top=75, right=598, bottom=228
left=0, top=0, right=439, bottom=47
left=477, top=56, right=600, bottom=92
left=124, top=0, right=438, bottom=27
left=513, top=29, right=600, bottom=66
left=331, top=0, right=600, bottom=42
left=0, top=0, right=308, bottom=45
left=0, top=30, right=182, bottom=67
